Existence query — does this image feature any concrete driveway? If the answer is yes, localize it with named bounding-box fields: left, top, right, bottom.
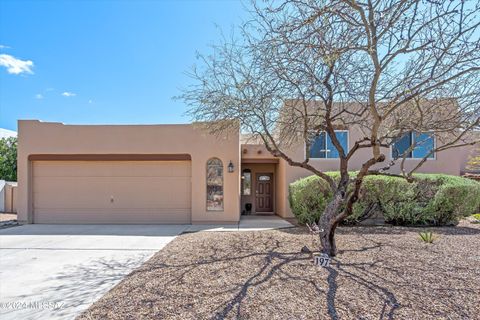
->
left=0, top=224, right=187, bottom=320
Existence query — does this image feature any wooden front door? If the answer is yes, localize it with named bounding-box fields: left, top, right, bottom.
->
left=255, top=173, right=273, bottom=212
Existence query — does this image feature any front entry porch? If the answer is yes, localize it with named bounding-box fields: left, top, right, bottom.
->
left=185, top=215, right=293, bottom=232
left=240, top=161, right=278, bottom=216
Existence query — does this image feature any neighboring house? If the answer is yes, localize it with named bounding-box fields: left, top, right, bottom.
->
left=460, top=131, right=480, bottom=175
left=0, top=129, right=18, bottom=213
left=0, top=180, right=18, bottom=213
left=16, top=120, right=476, bottom=224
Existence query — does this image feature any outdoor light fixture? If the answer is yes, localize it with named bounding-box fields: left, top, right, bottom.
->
left=228, top=161, right=234, bottom=173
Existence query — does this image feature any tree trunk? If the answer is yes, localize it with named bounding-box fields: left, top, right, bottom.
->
left=319, top=191, right=345, bottom=257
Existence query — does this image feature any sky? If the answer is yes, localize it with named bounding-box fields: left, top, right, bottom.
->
left=0, top=0, right=248, bottom=131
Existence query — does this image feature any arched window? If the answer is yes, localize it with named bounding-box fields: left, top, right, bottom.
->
left=206, top=158, right=223, bottom=211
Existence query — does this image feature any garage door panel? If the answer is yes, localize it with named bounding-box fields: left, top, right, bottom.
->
left=33, top=178, right=191, bottom=208
left=34, top=161, right=191, bottom=177
left=33, top=178, right=110, bottom=208
left=34, top=208, right=190, bottom=215
left=33, top=161, right=192, bottom=224
left=33, top=210, right=190, bottom=224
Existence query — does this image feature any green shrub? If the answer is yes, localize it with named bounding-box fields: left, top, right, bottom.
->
left=289, top=173, right=480, bottom=226
left=288, top=176, right=331, bottom=224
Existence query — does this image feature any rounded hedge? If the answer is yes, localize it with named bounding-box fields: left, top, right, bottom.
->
left=289, top=173, right=480, bottom=226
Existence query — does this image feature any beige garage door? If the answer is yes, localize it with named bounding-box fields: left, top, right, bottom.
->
left=32, top=161, right=191, bottom=224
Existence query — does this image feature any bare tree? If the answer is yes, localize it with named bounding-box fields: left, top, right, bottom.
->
left=179, top=0, right=480, bottom=256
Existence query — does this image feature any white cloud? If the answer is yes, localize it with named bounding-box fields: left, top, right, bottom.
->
left=0, top=54, right=34, bottom=74
left=61, top=91, right=76, bottom=97
left=0, top=45, right=11, bottom=49
left=88, top=99, right=93, bottom=104
left=35, top=93, right=44, bottom=99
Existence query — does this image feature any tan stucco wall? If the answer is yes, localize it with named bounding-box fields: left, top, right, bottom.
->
left=17, top=120, right=240, bottom=224
left=241, top=144, right=274, bottom=160
left=276, top=127, right=473, bottom=218
left=276, top=159, right=290, bottom=218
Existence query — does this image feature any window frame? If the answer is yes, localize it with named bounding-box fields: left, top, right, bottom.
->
left=305, top=130, right=349, bottom=160
left=241, top=169, right=252, bottom=196
left=258, top=175, right=271, bottom=181
left=206, top=157, right=224, bottom=212
left=390, top=131, right=436, bottom=160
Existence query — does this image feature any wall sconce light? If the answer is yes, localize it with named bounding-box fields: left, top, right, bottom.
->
left=228, top=161, right=234, bottom=173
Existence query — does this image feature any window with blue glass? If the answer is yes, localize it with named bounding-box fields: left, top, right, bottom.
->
left=392, top=132, right=434, bottom=159
left=309, top=131, right=348, bottom=159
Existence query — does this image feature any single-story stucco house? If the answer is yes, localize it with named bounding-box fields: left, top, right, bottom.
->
left=16, top=120, right=478, bottom=224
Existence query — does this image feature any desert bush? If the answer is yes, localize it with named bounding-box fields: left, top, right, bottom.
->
left=419, top=231, right=435, bottom=243
left=289, top=173, right=480, bottom=226
left=288, top=176, right=331, bottom=224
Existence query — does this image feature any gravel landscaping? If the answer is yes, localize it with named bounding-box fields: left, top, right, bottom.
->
left=79, top=220, right=480, bottom=320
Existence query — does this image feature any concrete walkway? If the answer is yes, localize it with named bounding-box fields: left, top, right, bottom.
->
left=0, top=224, right=187, bottom=320
left=186, top=215, right=293, bottom=232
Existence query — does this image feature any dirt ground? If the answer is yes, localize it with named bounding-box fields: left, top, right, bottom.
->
left=79, top=220, right=480, bottom=320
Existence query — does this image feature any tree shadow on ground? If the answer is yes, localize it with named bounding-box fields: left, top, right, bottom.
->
left=125, top=234, right=400, bottom=320
left=79, top=227, right=478, bottom=320
left=10, top=255, right=149, bottom=320
left=326, top=260, right=401, bottom=320
left=213, top=244, right=402, bottom=319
